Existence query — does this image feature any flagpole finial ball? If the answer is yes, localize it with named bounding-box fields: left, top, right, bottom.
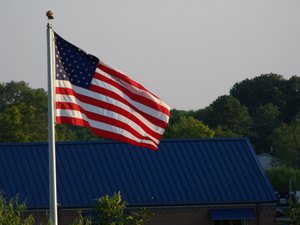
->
left=46, top=10, right=54, bottom=20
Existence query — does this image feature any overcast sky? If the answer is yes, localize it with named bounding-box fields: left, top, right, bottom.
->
left=1, top=0, right=300, bottom=110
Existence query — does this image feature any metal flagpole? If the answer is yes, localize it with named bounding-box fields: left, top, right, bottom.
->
left=46, top=10, right=58, bottom=225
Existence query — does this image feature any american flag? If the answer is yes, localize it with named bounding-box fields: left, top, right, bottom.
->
left=54, top=32, right=170, bottom=150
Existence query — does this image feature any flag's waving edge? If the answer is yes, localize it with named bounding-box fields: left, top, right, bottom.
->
left=54, top=32, right=170, bottom=150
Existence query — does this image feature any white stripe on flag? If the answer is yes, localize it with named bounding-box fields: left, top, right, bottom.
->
left=57, top=109, right=158, bottom=148
left=56, top=93, right=160, bottom=144
left=96, top=66, right=170, bottom=110
left=56, top=80, right=166, bottom=134
left=91, top=77, right=169, bottom=123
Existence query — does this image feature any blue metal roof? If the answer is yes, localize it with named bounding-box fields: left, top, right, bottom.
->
left=210, top=208, right=256, bottom=220
left=0, top=138, right=276, bottom=209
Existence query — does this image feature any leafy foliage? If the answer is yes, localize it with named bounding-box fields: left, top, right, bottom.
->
left=269, top=113, right=300, bottom=168
left=94, top=192, right=152, bottom=225
left=282, top=76, right=300, bottom=123
left=250, top=103, right=281, bottom=152
left=0, top=81, right=48, bottom=142
left=213, top=125, right=240, bottom=138
left=0, top=194, right=34, bottom=225
left=203, top=95, right=252, bottom=135
left=0, top=81, right=46, bottom=112
left=230, top=73, right=286, bottom=117
left=166, top=116, right=214, bottom=138
left=266, top=167, right=300, bottom=192
left=94, top=192, right=126, bottom=225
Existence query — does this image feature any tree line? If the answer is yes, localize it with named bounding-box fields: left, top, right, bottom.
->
left=166, top=73, right=300, bottom=169
left=0, top=73, right=300, bottom=169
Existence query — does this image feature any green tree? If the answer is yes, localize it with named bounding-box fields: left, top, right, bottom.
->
left=93, top=192, right=152, bottom=225
left=168, top=109, right=188, bottom=126
left=193, top=107, right=211, bottom=124
left=230, top=73, right=286, bottom=116
left=266, top=167, right=300, bottom=192
left=283, top=76, right=300, bottom=123
left=0, top=81, right=46, bottom=112
left=251, top=103, right=280, bottom=152
left=269, top=112, right=300, bottom=168
left=204, top=95, right=252, bottom=136
left=0, top=103, right=47, bottom=142
left=166, top=116, right=214, bottom=138
left=0, top=194, right=34, bottom=225
left=0, top=81, right=48, bottom=142
left=213, top=125, right=240, bottom=138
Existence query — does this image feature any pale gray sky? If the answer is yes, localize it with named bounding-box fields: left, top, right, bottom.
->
left=1, top=0, right=300, bottom=110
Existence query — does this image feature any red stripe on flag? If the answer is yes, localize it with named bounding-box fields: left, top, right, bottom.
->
left=56, top=86, right=168, bottom=129
left=56, top=101, right=160, bottom=145
left=89, top=84, right=168, bottom=128
left=56, top=86, right=164, bottom=139
left=56, top=116, right=158, bottom=150
left=97, top=63, right=160, bottom=99
left=93, top=72, right=170, bottom=116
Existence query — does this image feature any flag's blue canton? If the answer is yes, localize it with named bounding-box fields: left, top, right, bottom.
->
left=54, top=32, right=99, bottom=89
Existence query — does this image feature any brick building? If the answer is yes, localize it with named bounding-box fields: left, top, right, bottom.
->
left=0, top=138, right=277, bottom=225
